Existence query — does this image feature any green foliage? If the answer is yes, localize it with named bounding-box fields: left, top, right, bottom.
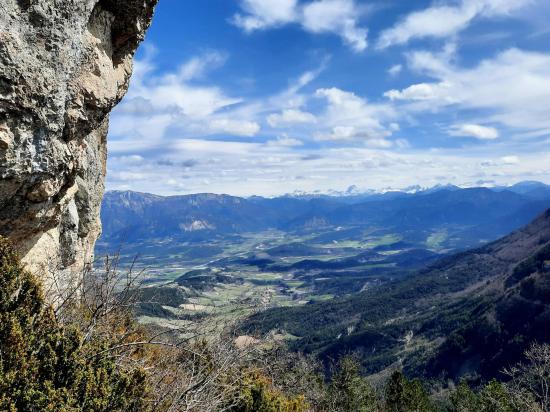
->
left=384, top=371, right=434, bottom=412
left=449, top=380, right=516, bottom=412
left=0, top=238, right=148, bottom=411
left=449, top=381, right=481, bottom=411
left=232, top=371, right=310, bottom=412
left=327, top=356, right=379, bottom=412
left=506, top=242, right=550, bottom=287
left=1, top=232, right=547, bottom=411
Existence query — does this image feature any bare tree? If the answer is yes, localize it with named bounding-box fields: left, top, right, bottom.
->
left=46, top=252, right=280, bottom=411
left=504, top=343, right=550, bottom=412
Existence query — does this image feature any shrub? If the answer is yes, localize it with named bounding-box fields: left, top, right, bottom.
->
left=232, top=370, right=310, bottom=412
left=0, top=237, right=148, bottom=411
left=384, top=370, right=434, bottom=412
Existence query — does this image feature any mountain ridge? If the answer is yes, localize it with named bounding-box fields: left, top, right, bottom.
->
left=100, top=184, right=550, bottom=252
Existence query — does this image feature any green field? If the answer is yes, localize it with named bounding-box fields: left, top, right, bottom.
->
left=100, top=227, right=443, bottom=334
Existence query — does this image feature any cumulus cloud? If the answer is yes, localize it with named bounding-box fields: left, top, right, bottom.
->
left=450, top=124, right=499, bottom=140
left=315, top=125, right=357, bottom=141
left=313, top=87, right=397, bottom=144
left=384, top=82, right=457, bottom=103
left=110, top=51, right=261, bottom=143
left=232, top=0, right=368, bottom=52
left=232, top=0, right=298, bottom=31
left=301, top=0, right=368, bottom=52
left=267, top=109, right=317, bottom=127
left=377, top=0, right=531, bottom=48
left=384, top=48, right=550, bottom=133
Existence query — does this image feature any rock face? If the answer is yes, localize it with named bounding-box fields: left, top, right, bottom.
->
left=0, top=0, right=157, bottom=283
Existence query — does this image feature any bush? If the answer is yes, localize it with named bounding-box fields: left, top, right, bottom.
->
left=326, top=356, right=379, bottom=412
left=384, top=371, right=434, bottom=412
left=232, top=370, right=310, bottom=412
left=0, top=237, right=148, bottom=411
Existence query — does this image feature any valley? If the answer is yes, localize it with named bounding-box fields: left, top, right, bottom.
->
left=95, top=182, right=550, bottom=361
left=96, top=227, right=436, bottom=331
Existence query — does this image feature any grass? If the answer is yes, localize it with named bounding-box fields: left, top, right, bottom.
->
left=309, top=294, right=334, bottom=302
left=285, top=281, right=305, bottom=288
left=426, top=230, right=448, bottom=249
left=364, top=234, right=402, bottom=248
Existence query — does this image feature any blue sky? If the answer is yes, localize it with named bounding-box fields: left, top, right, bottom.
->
left=107, top=0, right=550, bottom=196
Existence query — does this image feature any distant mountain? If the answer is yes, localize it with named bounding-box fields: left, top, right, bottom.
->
left=100, top=191, right=316, bottom=242
left=285, top=187, right=549, bottom=242
left=99, top=183, right=550, bottom=250
left=241, top=209, right=550, bottom=381
left=508, top=181, right=550, bottom=200
left=285, top=181, right=547, bottom=200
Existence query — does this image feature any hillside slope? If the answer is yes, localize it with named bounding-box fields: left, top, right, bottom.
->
left=241, top=209, right=550, bottom=380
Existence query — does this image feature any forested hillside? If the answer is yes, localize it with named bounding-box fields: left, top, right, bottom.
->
left=242, top=209, right=550, bottom=381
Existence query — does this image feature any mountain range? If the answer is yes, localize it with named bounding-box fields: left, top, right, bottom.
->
left=100, top=182, right=550, bottom=251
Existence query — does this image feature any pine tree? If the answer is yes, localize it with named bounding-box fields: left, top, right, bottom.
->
left=384, top=370, right=434, bottom=412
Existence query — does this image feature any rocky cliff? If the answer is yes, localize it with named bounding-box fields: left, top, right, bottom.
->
left=0, top=0, right=157, bottom=284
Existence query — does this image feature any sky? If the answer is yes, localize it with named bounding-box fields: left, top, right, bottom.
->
left=106, top=0, right=550, bottom=197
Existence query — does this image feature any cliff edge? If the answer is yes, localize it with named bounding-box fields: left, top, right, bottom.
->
left=0, top=0, right=157, bottom=283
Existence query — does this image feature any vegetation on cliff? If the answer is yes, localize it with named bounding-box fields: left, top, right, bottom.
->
left=1, top=236, right=549, bottom=411
left=0, top=238, right=148, bottom=411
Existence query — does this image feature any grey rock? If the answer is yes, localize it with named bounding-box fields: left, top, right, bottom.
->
left=0, top=0, right=157, bottom=283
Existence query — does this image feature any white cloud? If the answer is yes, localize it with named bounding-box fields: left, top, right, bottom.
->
left=267, top=109, right=317, bottom=127
left=384, top=82, right=456, bottom=103
left=364, top=139, right=394, bottom=149
left=232, top=0, right=368, bottom=52
left=111, top=51, right=261, bottom=141
left=301, top=0, right=368, bottom=52
left=114, top=155, right=145, bottom=165
left=450, top=124, right=499, bottom=140
left=384, top=48, right=550, bottom=134
left=232, top=0, right=298, bottom=32
left=176, top=52, right=227, bottom=81
left=314, top=87, right=397, bottom=144
left=107, top=139, right=549, bottom=196
left=377, top=0, right=531, bottom=48
left=266, top=135, right=304, bottom=147
left=388, top=64, right=402, bottom=76
left=172, top=139, right=262, bottom=155
left=210, top=119, right=261, bottom=137
left=315, top=125, right=358, bottom=141
left=130, top=52, right=237, bottom=119
left=501, top=155, right=520, bottom=165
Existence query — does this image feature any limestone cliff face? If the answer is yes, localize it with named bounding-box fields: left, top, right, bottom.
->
left=0, top=0, right=157, bottom=280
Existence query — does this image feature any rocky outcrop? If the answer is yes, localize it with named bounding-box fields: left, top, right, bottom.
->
left=0, top=0, right=157, bottom=284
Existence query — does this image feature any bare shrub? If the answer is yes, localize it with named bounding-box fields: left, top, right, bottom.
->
left=504, top=342, right=550, bottom=412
